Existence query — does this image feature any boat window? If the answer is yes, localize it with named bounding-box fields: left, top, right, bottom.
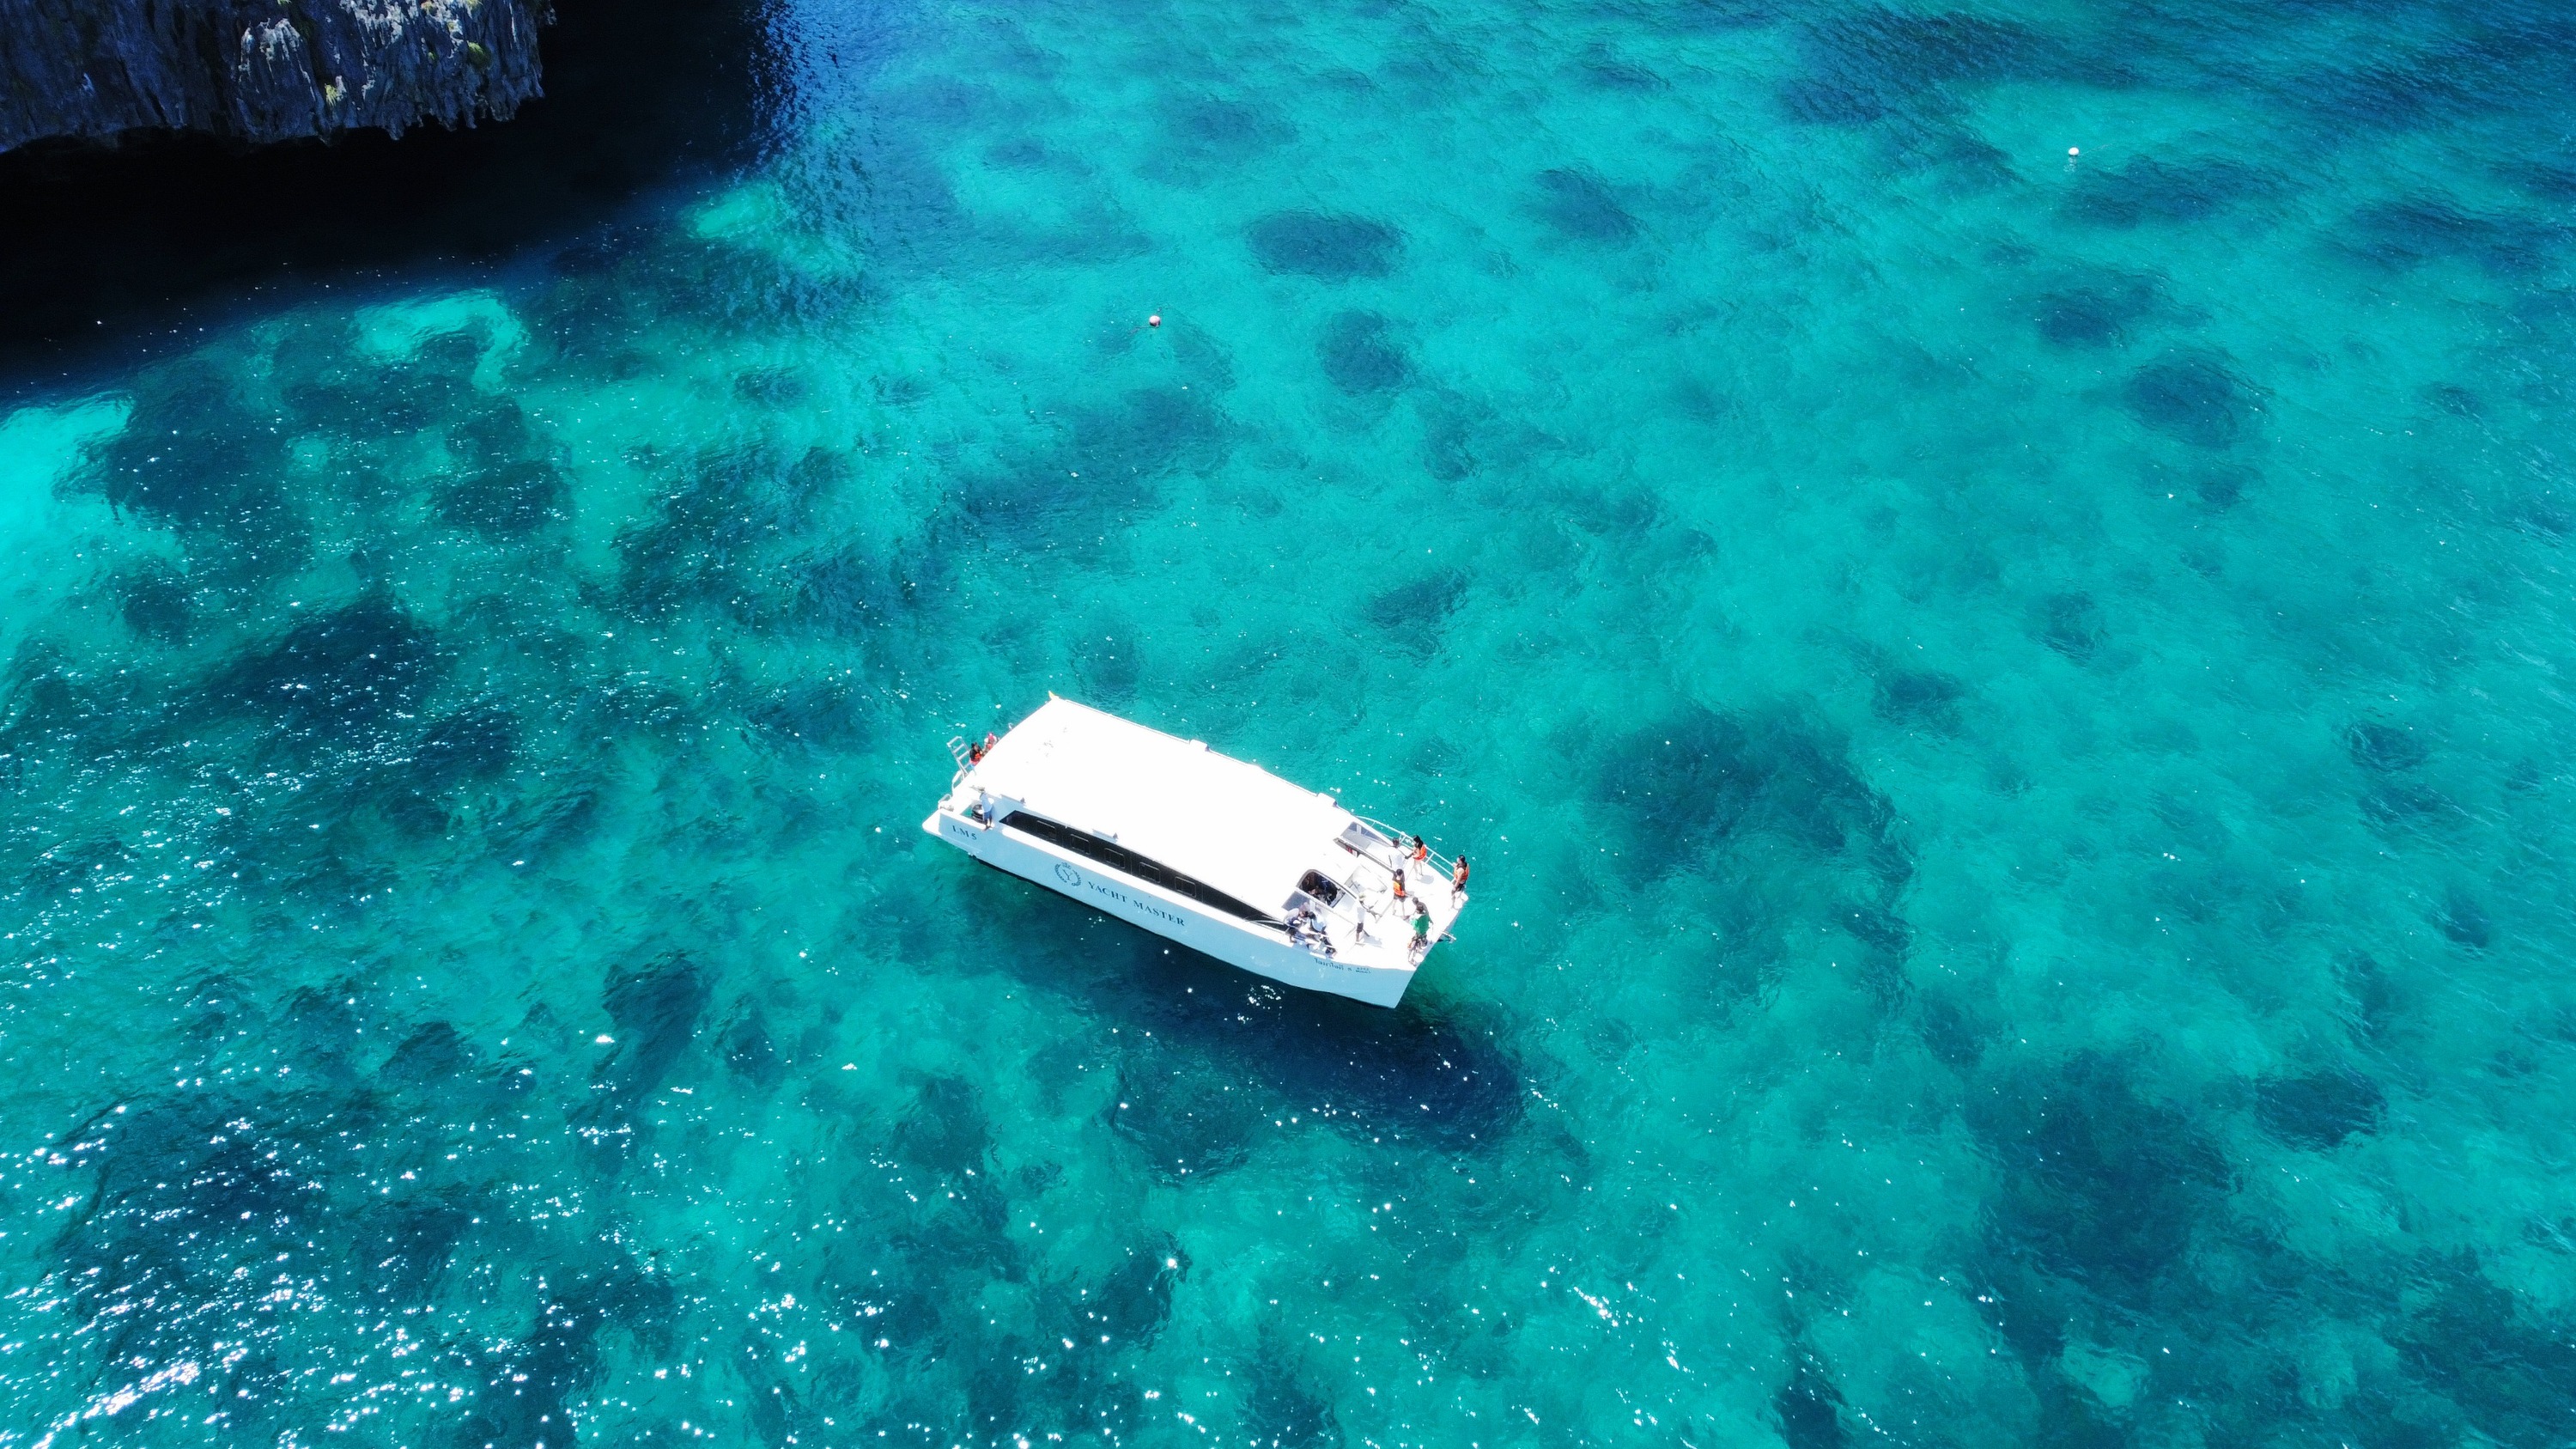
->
left=1000, top=811, right=1284, bottom=928
left=1337, top=820, right=1398, bottom=866
left=1297, top=869, right=1344, bottom=907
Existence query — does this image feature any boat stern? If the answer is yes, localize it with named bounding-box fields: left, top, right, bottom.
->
left=923, top=774, right=1013, bottom=855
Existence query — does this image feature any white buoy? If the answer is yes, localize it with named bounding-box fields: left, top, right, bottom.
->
left=2068, top=146, right=2081, bottom=156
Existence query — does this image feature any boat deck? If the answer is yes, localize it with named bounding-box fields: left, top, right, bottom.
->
left=1283, top=818, right=1467, bottom=971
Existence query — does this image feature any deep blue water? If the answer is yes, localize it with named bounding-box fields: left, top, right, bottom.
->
left=7, top=0, right=2576, bottom=1442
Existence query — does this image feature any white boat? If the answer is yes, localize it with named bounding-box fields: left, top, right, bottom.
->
left=921, top=697, right=1467, bottom=1008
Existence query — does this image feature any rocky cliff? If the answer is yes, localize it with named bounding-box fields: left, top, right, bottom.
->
left=0, top=0, right=550, bottom=152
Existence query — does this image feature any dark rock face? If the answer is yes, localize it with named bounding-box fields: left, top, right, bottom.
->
left=1, top=0, right=550, bottom=151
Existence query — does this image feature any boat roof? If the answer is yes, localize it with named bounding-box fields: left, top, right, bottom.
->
left=969, top=697, right=1353, bottom=910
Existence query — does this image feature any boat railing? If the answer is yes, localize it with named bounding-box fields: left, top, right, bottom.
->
left=1354, top=814, right=1458, bottom=883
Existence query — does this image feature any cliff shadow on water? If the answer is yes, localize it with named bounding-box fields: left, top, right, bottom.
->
left=0, top=0, right=777, bottom=376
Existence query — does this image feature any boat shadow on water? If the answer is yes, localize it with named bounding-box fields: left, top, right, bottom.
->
left=972, top=868, right=1528, bottom=1173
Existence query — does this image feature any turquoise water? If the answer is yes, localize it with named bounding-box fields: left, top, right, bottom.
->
left=7, top=0, right=2576, bottom=1440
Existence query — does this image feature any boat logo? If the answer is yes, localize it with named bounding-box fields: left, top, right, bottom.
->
left=1054, top=862, right=1082, bottom=886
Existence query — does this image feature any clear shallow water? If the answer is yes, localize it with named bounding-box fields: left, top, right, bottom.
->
left=6, top=0, right=2576, bottom=1441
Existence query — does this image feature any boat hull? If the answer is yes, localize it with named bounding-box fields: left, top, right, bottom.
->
left=922, top=807, right=1418, bottom=1008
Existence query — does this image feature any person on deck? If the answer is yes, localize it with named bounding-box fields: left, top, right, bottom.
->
left=1288, top=906, right=1330, bottom=955
left=1450, top=855, right=1470, bottom=902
